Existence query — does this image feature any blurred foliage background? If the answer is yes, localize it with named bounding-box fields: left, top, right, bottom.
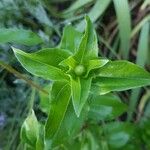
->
left=0, top=0, right=150, bottom=149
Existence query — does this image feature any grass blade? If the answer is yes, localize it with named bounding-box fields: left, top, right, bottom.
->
left=76, top=0, right=111, bottom=31
left=128, top=22, right=150, bottom=121
left=113, top=0, right=131, bottom=59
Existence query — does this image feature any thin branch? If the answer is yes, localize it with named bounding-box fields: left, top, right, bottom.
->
left=0, top=60, right=49, bottom=95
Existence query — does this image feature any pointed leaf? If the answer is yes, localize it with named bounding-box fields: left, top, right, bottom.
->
left=85, top=58, right=109, bottom=77
left=74, top=16, right=98, bottom=63
left=71, top=76, right=91, bottom=117
left=12, top=47, right=69, bottom=81
left=93, top=61, right=150, bottom=94
left=45, top=81, right=71, bottom=140
left=59, top=25, right=82, bottom=54
left=0, top=28, right=43, bottom=46
left=51, top=103, right=89, bottom=148
left=21, top=110, right=39, bottom=147
left=59, top=56, right=78, bottom=71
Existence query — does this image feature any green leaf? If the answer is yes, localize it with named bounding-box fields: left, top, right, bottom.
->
left=0, top=28, right=43, bottom=46
left=71, top=76, right=91, bottom=117
left=74, top=16, right=98, bottom=63
left=113, top=0, right=131, bottom=59
left=85, top=58, right=109, bottom=77
left=103, top=122, right=134, bottom=148
left=93, top=60, right=150, bottom=94
left=59, top=56, right=78, bottom=71
left=76, top=0, right=111, bottom=31
left=88, top=94, right=127, bottom=121
left=63, top=0, right=93, bottom=14
left=58, top=25, right=83, bottom=54
left=45, top=81, right=71, bottom=140
left=128, top=22, right=150, bottom=121
left=12, top=47, right=69, bottom=81
left=51, top=103, right=89, bottom=148
left=21, top=110, right=39, bottom=147
left=36, top=125, right=45, bottom=150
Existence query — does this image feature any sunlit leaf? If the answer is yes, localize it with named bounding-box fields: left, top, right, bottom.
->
left=12, top=47, right=69, bottom=81
left=74, top=15, right=98, bottom=63
left=93, top=60, right=150, bottom=94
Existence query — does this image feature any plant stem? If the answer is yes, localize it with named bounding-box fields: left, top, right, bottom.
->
left=0, top=60, right=48, bottom=95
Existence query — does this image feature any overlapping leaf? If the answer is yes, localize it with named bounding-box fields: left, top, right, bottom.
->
left=71, top=77, right=91, bottom=117
left=45, top=81, right=71, bottom=140
left=59, top=25, right=83, bottom=54
left=74, top=15, right=98, bottom=63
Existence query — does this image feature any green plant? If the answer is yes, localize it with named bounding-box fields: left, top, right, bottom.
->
left=12, top=16, right=150, bottom=149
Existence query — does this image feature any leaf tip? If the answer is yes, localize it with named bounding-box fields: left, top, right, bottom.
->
left=11, top=46, right=16, bottom=53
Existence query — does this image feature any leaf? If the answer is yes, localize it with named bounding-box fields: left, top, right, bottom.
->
left=74, top=16, right=98, bottom=63
left=0, top=28, right=43, bottom=46
left=59, top=56, right=78, bottom=71
left=93, top=60, right=150, bottom=94
left=58, top=25, right=83, bottom=54
left=131, top=15, right=150, bottom=37
left=85, top=58, right=109, bottom=77
left=71, top=76, right=91, bottom=117
left=12, top=47, right=69, bottom=81
left=45, top=81, right=71, bottom=140
left=63, top=0, right=93, bottom=14
left=20, top=110, right=39, bottom=147
left=103, top=122, right=134, bottom=148
left=51, top=103, right=89, bottom=148
left=36, top=125, right=45, bottom=150
left=76, top=0, right=111, bottom=31
left=128, top=22, right=150, bottom=121
left=113, top=0, right=131, bottom=59
left=88, top=94, right=127, bottom=121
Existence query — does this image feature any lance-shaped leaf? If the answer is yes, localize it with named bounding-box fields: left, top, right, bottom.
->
left=74, top=15, right=98, bottom=63
left=21, top=110, right=39, bottom=148
left=0, top=28, right=43, bottom=46
left=92, top=60, right=150, bottom=94
left=12, top=47, right=70, bottom=81
left=58, top=25, right=83, bottom=54
left=51, top=103, right=89, bottom=148
left=45, top=81, right=71, bottom=140
left=71, top=76, right=91, bottom=117
left=85, top=58, right=109, bottom=77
